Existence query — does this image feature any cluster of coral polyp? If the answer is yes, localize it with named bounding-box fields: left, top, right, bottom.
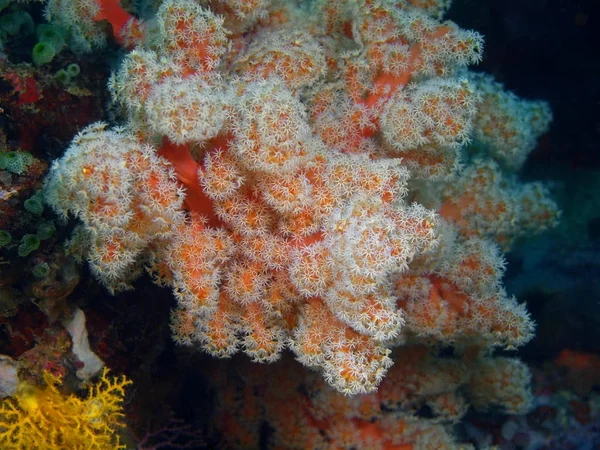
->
left=210, top=349, right=534, bottom=449
left=44, top=0, right=558, bottom=396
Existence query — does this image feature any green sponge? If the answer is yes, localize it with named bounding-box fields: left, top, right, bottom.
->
left=31, top=24, right=67, bottom=67
left=66, top=63, right=80, bottom=78
left=0, top=11, right=34, bottom=37
left=37, top=221, right=56, bottom=240
left=18, top=234, right=40, bottom=257
left=55, top=69, right=71, bottom=85
left=24, top=195, right=44, bottom=215
left=32, top=41, right=56, bottom=66
left=36, top=24, right=65, bottom=51
left=0, top=151, right=34, bottom=175
left=0, top=230, right=11, bottom=247
left=32, top=262, right=50, bottom=278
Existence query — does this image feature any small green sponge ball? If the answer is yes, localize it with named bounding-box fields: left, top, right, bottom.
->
left=32, top=262, right=50, bottom=278
left=66, top=63, right=80, bottom=78
left=55, top=69, right=70, bottom=85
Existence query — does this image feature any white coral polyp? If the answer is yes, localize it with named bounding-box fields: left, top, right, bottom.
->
left=145, top=76, right=229, bottom=144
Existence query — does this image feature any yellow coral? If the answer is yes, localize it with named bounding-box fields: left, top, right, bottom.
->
left=0, top=367, right=132, bottom=450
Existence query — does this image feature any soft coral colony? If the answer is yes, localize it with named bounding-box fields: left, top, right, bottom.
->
left=45, top=0, right=557, bottom=407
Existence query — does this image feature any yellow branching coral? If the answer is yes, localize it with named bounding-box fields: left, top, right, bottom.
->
left=0, top=368, right=131, bottom=450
